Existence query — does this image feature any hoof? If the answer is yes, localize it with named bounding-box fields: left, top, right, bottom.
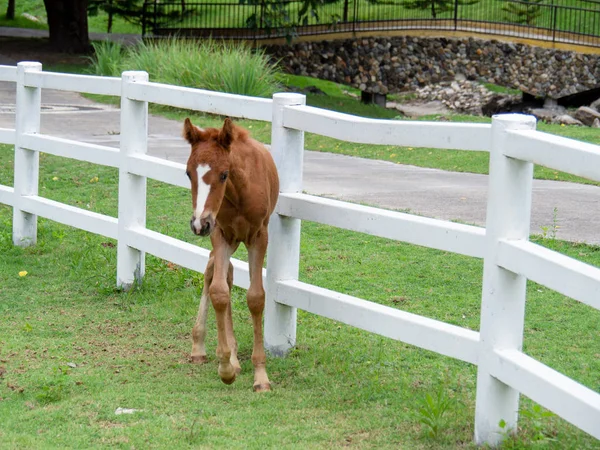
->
left=218, top=363, right=236, bottom=385
left=234, top=365, right=242, bottom=375
left=191, top=354, right=208, bottom=364
left=220, top=373, right=236, bottom=385
left=253, top=383, right=271, bottom=393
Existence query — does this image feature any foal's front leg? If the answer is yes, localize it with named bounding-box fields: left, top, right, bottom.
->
left=191, top=259, right=239, bottom=371
left=209, top=230, right=238, bottom=384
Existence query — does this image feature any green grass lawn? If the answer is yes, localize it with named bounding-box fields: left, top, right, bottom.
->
left=1, top=137, right=600, bottom=449
left=0, top=0, right=46, bottom=29
left=0, top=0, right=141, bottom=34
left=2, top=0, right=598, bottom=38
left=148, top=0, right=599, bottom=38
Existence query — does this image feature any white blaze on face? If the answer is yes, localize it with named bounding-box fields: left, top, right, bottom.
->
left=193, top=164, right=211, bottom=231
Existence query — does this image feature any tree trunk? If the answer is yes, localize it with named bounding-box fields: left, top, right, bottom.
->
left=6, top=0, right=16, bottom=20
left=43, top=0, right=91, bottom=53
left=107, top=0, right=113, bottom=33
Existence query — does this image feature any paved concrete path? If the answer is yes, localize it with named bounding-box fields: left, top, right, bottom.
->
left=0, top=79, right=599, bottom=245
left=0, top=26, right=141, bottom=45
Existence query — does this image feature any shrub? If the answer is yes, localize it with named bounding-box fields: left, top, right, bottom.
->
left=89, top=38, right=282, bottom=97
left=89, top=40, right=125, bottom=76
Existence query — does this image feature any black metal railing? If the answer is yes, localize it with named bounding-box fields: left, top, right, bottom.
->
left=142, top=0, right=600, bottom=47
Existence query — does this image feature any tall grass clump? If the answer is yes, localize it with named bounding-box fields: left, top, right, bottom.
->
left=89, top=41, right=126, bottom=76
left=90, top=38, right=281, bottom=97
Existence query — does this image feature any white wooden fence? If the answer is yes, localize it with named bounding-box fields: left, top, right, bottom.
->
left=1, top=61, right=599, bottom=446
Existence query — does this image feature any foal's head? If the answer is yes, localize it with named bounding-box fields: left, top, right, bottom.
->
left=183, top=117, right=235, bottom=236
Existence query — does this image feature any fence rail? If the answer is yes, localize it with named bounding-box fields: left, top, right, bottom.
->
left=143, top=0, right=600, bottom=47
left=1, top=62, right=599, bottom=445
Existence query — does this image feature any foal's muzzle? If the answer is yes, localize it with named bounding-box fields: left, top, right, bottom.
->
left=190, top=214, right=215, bottom=237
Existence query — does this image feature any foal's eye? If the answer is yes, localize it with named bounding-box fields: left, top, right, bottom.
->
left=220, top=171, right=229, bottom=182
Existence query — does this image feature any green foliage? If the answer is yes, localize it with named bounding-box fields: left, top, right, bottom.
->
left=502, top=0, right=544, bottom=25
left=520, top=404, right=558, bottom=443
left=89, top=0, right=142, bottom=28
left=539, top=206, right=559, bottom=241
left=36, top=366, right=73, bottom=405
left=241, top=0, right=341, bottom=43
left=106, top=0, right=196, bottom=34
left=414, top=384, right=453, bottom=438
left=88, top=40, right=125, bottom=76
left=481, top=82, right=522, bottom=96
left=89, top=38, right=282, bottom=97
left=243, top=0, right=297, bottom=41
left=403, top=0, right=480, bottom=18
left=0, top=0, right=142, bottom=33
left=88, top=0, right=145, bottom=33
left=0, top=0, right=46, bottom=29
left=0, top=14, right=47, bottom=29
left=295, top=0, right=343, bottom=24
left=278, top=73, right=360, bottom=97
left=499, top=404, right=560, bottom=447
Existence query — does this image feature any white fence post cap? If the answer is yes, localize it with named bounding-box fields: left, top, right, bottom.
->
left=122, top=71, right=149, bottom=78
left=17, top=61, right=42, bottom=69
left=273, top=92, right=306, bottom=103
left=492, top=113, right=536, bottom=129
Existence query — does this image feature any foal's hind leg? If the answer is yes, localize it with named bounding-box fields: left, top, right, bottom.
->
left=246, top=231, right=271, bottom=392
left=191, top=257, right=214, bottom=364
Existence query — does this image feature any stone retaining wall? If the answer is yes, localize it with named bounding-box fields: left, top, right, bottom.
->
left=266, top=36, right=600, bottom=98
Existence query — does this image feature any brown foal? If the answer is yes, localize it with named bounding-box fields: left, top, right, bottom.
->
left=183, top=117, right=279, bottom=392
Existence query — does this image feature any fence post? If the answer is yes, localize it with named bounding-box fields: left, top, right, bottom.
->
left=259, top=0, right=265, bottom=32
left=117, top=71, right=149, bottom=290
left=474, top=114, right=537, bottom=446
left=142, top=0, right=147, bottom=37
left=264, top=92, right=306, bottom=357
left=454, top=0, right=459, bottom=30
left=352, top=0, right=358, bottom=35
left=13, top=62, right=42, bottom=247
left=552, top=3, right=558, bottom=43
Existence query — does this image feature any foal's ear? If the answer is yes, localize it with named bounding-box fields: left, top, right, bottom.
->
left=183, top=118, right=205, bottom=145
left=217, top=117, right=234, bottom=151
